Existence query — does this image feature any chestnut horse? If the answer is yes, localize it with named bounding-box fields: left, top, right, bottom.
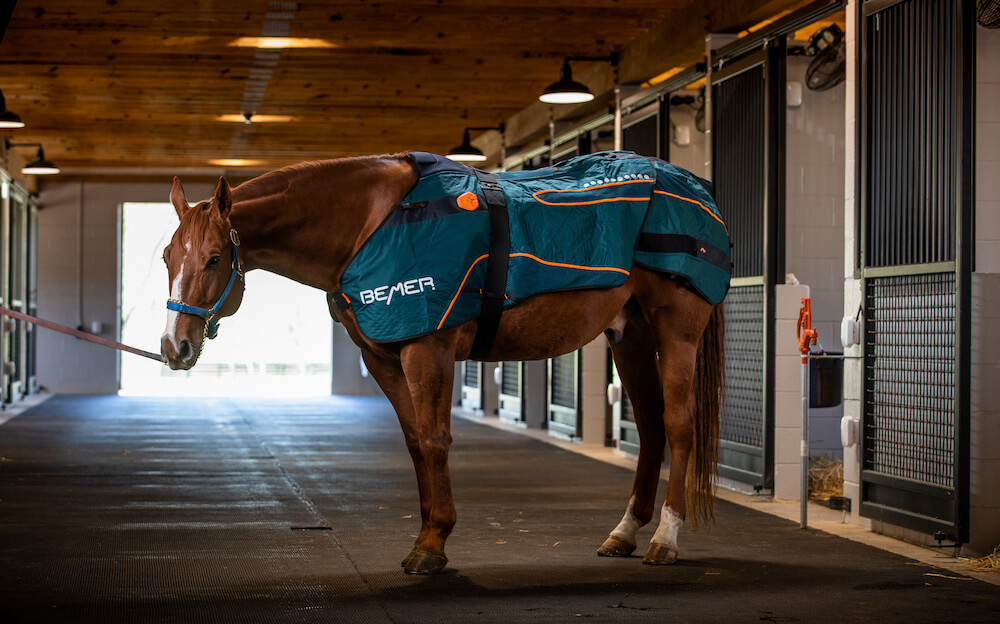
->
left=161, top=155, right=724, bottom=575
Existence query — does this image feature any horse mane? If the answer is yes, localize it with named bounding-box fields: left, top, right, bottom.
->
left=233, top=153, right=411, bottom=201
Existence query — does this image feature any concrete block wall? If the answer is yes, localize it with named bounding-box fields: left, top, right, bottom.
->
left=579, top=336, right=609, bottom=447
left=773, top=283, right=809, bottom=501
left=785, top=55, right=847, bottom=457
left=969, top=273, right=1000, bottom=556
left=978, top=25, right=1000, bottom=274
left=667, top=98, right=707, bottom=178
left=966, top=24, right=1000, bottom=557
left=841, top=0, right=866, bottom=526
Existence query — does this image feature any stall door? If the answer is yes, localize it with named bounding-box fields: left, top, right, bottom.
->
left=498, top=361, right=524, bottom=424
left=711, top=39, right=786, bottom=490
left=547, top=351, right=581, bottom=439
left=26, top=198, right=38, bottom=393
left=460, top=361, right=483, bottom=412
left=859, top=0, right=973, bottom=542
left=4, top=184, right=29, bottom=403
left=0, top=174, right=8, bottom=405
left=610, top=363, right=639, bottom=456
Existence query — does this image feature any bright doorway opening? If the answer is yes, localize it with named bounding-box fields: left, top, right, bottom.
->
left=120, top=202, right=332, bottom=397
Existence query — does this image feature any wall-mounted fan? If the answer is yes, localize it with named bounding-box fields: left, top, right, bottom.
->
left=669, top=88, right=706, bottom=133
left=979, top=0, right=1000, bottom=28
left=805, top=24, right=846, bottom=91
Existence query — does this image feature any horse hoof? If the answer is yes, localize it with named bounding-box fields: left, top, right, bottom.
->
left=403, top=550, right=448, bottom=575
left=642, top=542, right=679, bottom=565
left=597, top=535, right=636, bottom=557
left=401, top=546, right=419, bottom=567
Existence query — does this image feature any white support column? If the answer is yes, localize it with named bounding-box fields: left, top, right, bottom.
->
left=840, top=0, right=866, bottom=525
left=580, top=335, right=609, bottom=447
left=773, top=284, right=810, bottom=501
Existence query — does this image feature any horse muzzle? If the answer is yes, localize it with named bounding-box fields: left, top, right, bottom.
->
left=161, top=334, right=199, bottom=370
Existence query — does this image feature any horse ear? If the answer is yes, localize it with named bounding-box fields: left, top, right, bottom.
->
left=213, top=176, right=232, bottom=223
left=170, top=176, right=190, bottom=219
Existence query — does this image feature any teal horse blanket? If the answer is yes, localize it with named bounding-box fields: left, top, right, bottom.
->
left=338, top=151, right=730, bottom=343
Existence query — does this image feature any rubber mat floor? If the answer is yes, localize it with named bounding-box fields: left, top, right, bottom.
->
left=0, top=395, right=997, bottom=623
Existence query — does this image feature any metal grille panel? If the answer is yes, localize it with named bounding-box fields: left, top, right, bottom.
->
left=550, top=353, right=577, bottom=409
left=622, top=114, right=658, bottom=158
left=721, top=285, right=765, bottom=447
left=864, top=273, right=956, bottom=488
left=621, top=392, right=634, bottom=423
left=463, top=361, right=479, bottom=389
left=864, top=0, right=956, bottom=267
left=501, top=362, right=520, bottom=397
left=713, top=64, right=765, bottom=278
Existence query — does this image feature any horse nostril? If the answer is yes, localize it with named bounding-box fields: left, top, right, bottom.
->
left=178, top=340, right=192, bottom=361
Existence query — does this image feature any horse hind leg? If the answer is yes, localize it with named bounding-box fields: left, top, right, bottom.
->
left=639, top=291, right=716, bottom=566
left=598, top=302, right=666, bottom=557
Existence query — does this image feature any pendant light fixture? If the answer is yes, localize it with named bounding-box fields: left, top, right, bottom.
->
left=0, top=90, right=25, bottom=129
left=539, top=52, right=618, bottom=105
left=10, top=143, right=61, bottom=175
left=446, top=124, right=505, bottom=163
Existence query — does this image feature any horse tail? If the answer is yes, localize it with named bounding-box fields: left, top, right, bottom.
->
left=686, top=302, right=724, bottom=528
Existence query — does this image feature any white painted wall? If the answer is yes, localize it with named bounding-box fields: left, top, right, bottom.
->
left=967, top=23, right=1000, bottom=557
left=785, top=55, right=848, bottom=457
left=667, top=94, right=707, bottom=177
left=977, top=24, right=1000, bottom=274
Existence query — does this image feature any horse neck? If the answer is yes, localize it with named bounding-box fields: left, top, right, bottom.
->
left=228, top=155, right=416, bottom=292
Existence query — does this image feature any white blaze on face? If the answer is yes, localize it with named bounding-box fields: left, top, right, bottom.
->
left=162, top=260, right=185, bottom=352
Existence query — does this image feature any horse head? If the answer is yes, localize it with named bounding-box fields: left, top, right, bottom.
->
left=160, top=176, right=245, bottom=370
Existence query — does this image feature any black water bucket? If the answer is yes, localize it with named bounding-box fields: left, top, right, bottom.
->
left=809, top=353, right=843, bottom=408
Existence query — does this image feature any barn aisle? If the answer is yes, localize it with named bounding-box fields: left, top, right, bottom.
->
left=0, top=396, right=996, bottom=623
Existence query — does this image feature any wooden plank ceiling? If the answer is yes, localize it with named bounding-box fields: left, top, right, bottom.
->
left=0, top=0, right=805, bottom=174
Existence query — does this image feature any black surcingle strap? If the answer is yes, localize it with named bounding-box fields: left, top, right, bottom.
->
left=469, top=169, right=510, bottom=361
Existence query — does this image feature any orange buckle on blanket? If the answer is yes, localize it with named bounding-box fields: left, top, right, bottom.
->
left=457, top=192, right=480, bottom=211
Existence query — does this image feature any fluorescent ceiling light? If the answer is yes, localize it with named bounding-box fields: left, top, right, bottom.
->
left=229, top=37, right=335, bottom=49
left=208, top=158, right=264, bottom=167
left=216, top=114, right=296, bottom=123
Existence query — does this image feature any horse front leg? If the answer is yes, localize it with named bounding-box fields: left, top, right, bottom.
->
left=358, top=348, right=433, bottom=569
left=398, top=334, right=459, bottom=574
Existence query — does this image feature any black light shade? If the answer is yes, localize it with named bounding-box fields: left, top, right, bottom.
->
left=446, top=129, right=487, bottom=162
left=22, top=147, right=60, bottom=175
left=539, top=62, right=594, bottom=104
left=0, top=90, right=25, bottom=129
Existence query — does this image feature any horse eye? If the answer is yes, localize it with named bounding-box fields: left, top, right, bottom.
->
left=206, top=256, right=220, bottom=269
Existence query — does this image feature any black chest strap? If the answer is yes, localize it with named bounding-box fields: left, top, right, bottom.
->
left=469, top=169, right=510, bottom=361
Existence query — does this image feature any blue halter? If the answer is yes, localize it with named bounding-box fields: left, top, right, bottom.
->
left=166, top=229, right=244, bottom=340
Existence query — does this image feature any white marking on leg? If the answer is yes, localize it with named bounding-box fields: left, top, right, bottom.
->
left=610, top=495, right=644, bottom=545
left=162, top=263, right=185, bottom=351
left=650, top=504, right=683, bottom=548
